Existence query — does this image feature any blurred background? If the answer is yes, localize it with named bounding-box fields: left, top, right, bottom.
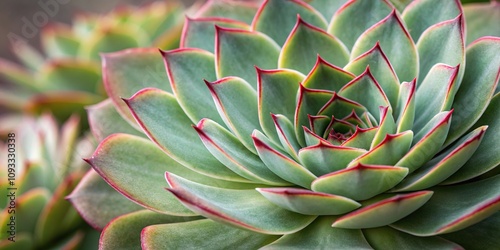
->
left=0, top=0, right=197, bottom=62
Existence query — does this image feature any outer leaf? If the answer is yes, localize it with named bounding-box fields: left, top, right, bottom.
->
left=87, top=99, right=143, bottom=142
left=257, top=68, right=305, bottom=144
left=67, top=170, right=143, bottom=230
left=262, top=217, right=373, bottom=249
left=446, top=37, right=500, bottom=146
left=195, top=0, right=260, bottom=24
left=180, top=17, right=249, bottom=52
left=37, top=59, right=100, bottom=93
left=257, top=188, right=360, bottom=215
left=252, top=0, right=328, bottom=46
left=416, top=15, right=465, bottom=86
left=215, top=27, right=280, bottom=88
left=253, top=134, right=317, bottom=189
left=392, top=175, right=500, bottom=236
left=363, top=226, right=463, bottom=250
left=142, top=219, right=278, bottom=250
left=351, top=10, right=418, bottom=83
left=332, top=191, right=433, bottom=229
left=402, top=0, right=461, bottom=42
left=279, top=16, right=349, bottom=74
left=328, top=0, right=394, bottom=50
left=102, top=48, right=172, bottom=127
left=166, top=173, right=316, bottom=234
left=162, top=48, right=224, bottom=125
left=464, top=1, right=500, bottom=45
left=442, top=211, right=500, bottom=250
left=125, top=88, right=245, bottom=181
left=206, top=77, right=260, bottom=153
left=306, top=0, right=350, bottom=21
left=312, top=164, right=408, bottom=201
left=444, top=93, right=500, bottom=183
left=100, top=210, right=199, bottom=250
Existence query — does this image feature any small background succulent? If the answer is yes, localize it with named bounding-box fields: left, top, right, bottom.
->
left=0, top=0, right=185, bottom=127
left=69, top=0, right=499, bottom=249
left=0, top=114, right=99, bottom=250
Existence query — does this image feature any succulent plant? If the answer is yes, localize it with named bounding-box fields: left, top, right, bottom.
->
left=0, top=0, right=185, bottom=122
left=71, top=0, right=500, bottom=249
left=0, top=114, right=99, bottom=249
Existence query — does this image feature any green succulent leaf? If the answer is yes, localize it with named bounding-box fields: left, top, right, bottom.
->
left=272, top=114, right=301, bottom=161
left=41, top=24, right=80, bottom=58
left=162, top=48, right=224, bottom=125
left=262, top=216, right=372, bottom=249
left=102, top=48, right=172, bottom=128
left=332, top=191, right=433, bottom=229
left=125, top=88, right=246, bottom=182
left=312, top=164, right=408, bottom=201
left=67, top=170, right=143, bottom=230
left=196, top=0, right=259, bottom=24
left=166, top=173, right=316, bottom=234
left=279, top=16, right=349, bottom=74
left=305, top=0, right=350, bottom=21
left=298, top=141, right=366, bottom=176
left=100, top=210, right=200, bottom=250
left=371, top=106, right=396, bottom=149
left=328, top=0, right=394, bottom=50
left=446, top=37, right=500, bottom=146
left=257, top=68, right=305, bottom=144
left=341, top=127, right=378, bottom=150
left=444, top=93, right=500, bottom=184
left=345, top=42, right=400, bottom=109
left=392, top=175, right=500, bottom=236
left=257, top=188, right=360, bottom=215
left=252, top=0, right=328, bottom=46
left=302, top=56, right=355, bottom=91
left=363, top=226, right=463, bottom=249
left=394, top=80, right=416, bottom=132
left=142, top=219, right=279, bottom=250
left=442, top=211, right=500, bottom=250
left=180, top=17, right=249, bottom=53
left=38, top=59, right=100, bottom=93
left=87, top=99, right=144, bottom=142
left=402, top=0, right=462, bottom=42
left=194, top=118, right=287, bottom=185
left=351, top=10, right=418, bottom=83
left=215, top=27, right=280, bottom=88
left=464, top=1, right=500, bottom=45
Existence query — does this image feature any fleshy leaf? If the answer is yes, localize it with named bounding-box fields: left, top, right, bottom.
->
left=338, top=67, right=390, bottom=117
left=306, top=0, right=350, bottom=21
left=142, top=219, right=278, bottom=250
left=298, top=141, right=366, bottom=176
left=253, top=132, right=317, bottom=189
left=279, top=16, right=349, bottom=74
left=445, top=37, right=500, bottom=146
left=312, top=164, right=408, bottom=201
left=252, top=0, right=328, bottom=46
left=41, top=23, right=80, bottom=58
left=332, top=191, right=433, bottom=229
left=257, top=68, right=304, bottom=144
left=413, top=64, right=460, bottom=133
left=341, top=127, right=378, bottom=150
left=393, top=126, right=487, bottom=191
left=302, top=56, right=355, bottom=92
left=444, top=93, right=500, bottom=184
left=272, top=114, right=301, bottom=160
left=215, top=27, right=280, bottom=88
left=345, top=42, right=400, bottom=109
left=194, top=118, right=287, bottom=185
left=262, top=216, right=372, bottom=249
left=102, top=48, right=172, bottom=127
left=363, top=226, right=463, bottom=249
left=328, top=0, right=394, bottom=50
left=257, top=188, right=360, bottom=215
left=464, top=1, right=500, bottom=45
left=206, top=77, right=260, bottom=153
left=416, top=15, right=464, bottom=86
left=162, top=48, right=224, bottom=125
left=38, top=59, right=101, bottom=93
left=195, top=0, right=259, bottom=24
left=67, top=170, right=143, bottom=230
left=442, top=211, right=500, bottom=250
left=348, top=131, right=413, bottom=167
left=392, top=175, right=500, bottom=236
left=125, top=88, right=245, bottom=181
left=371, top=106, right=396, bottom=149
left=181, top=17, right=249, bottom=52
left=396, top=111, right=452, bottom=173
left=395, top=80, right=416, bottom=133
left=87, top=99, right=143, bottom=142
left=351, top=10, right=418, bottom=83
left=100, top=210, right=199, bottom=250
left=402, top=0, right=462, bottom=42
left=166, top=173, right=316, bottom=234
